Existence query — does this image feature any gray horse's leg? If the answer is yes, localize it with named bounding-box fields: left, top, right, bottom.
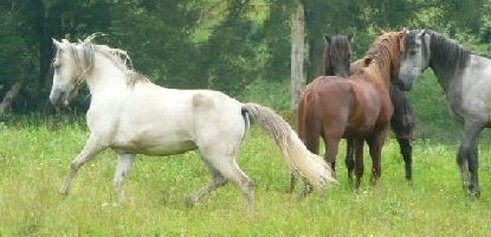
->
left=60, top=134, right=105, bottom=195
left=397, top=138, right=413, bottom=184
left=458, top=121, right=483, bottom=197
left=113, top=153, right=135, bottom=204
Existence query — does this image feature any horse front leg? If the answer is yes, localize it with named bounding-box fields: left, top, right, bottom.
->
left=60, top=134, right=105, bottom=195
left=458, top=121, right=483, bottom=197
left=113, top=153, right=135, bottom=204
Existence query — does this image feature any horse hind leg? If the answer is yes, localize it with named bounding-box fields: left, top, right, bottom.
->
left=353, top=139, right=364, bottom=190
left=194, top=148, right=254, bottom=212
left=322, top=133, right=341, bottom=174
left=215, top=157, right=254, bottom=213
left=186, top=164, right=227, bottom=207
left=345, top=138, right=355, bottom=183
left=113, top=153, right=135, bottom=204
left=457, top=146, right=470, bottom=190
left=60, top=134, right=105, bottom=195
left=367, top=133, right=386, bottom=187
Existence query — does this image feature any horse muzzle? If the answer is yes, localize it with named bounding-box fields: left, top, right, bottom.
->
left=49, top=90, right=69, bottom=107
left=393, top=79, right=412, bottom=91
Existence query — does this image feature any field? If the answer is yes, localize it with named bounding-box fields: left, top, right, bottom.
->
left=1, top=73, right=491, bottom=236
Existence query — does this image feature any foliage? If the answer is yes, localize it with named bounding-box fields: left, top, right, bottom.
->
left=0, top=0, right=490, bottom=114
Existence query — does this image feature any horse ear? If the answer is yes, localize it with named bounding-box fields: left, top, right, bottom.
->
left=347, top=33, right=354, bottom=43
left=52, top=38, right=61, bottom=48
left=324, top=35, right=331, bottom=43
left=376, top=27, right=387, bottom=35
left=417, top=29, right=427, bottom=37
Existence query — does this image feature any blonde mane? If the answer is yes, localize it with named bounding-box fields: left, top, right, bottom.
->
left=361, top=31, right=405, bottom=88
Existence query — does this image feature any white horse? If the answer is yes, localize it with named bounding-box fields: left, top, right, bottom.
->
left=49, top=34, right=336, bottom=211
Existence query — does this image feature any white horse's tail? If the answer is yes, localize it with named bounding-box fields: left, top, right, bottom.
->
left=241, top=103, right=338, bottom=190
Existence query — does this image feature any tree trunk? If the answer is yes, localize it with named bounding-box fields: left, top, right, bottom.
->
left=0, top=81, right=23, bottom=115
left=290, top=3, right=306, bottom=111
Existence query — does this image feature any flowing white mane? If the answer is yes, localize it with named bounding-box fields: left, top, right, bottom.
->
left=56, top=33, right=148, bottom=85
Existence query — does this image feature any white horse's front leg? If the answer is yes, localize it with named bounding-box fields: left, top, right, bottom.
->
left=113, top=153, right=135, bottom=204
left=60, top=134, right=105, bottom=195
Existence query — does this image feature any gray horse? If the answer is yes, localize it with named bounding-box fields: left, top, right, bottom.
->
left=398, top=29, right=491, bottom=197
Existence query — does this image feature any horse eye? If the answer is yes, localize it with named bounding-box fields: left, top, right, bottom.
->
left=52, top=58, right=60, bottom=68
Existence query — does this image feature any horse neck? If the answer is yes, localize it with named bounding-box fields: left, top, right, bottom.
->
left=365, top=59, right=392, bottom=91
left=428, top=33, right=470, bottom=93
left=85, top=53, right=129, bottom=97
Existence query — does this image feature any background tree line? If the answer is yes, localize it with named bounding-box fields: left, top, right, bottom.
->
left=0, top=0, right=489, bottom=115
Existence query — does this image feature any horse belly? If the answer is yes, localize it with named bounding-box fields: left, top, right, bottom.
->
left=111, top=125, right=198, bottom=156
left=112, top=138, right=198, bottom=156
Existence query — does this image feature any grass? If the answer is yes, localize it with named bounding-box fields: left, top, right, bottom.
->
left=1, top=72, right=491, bottom=236
left=1, top=118, right=491, bottom=236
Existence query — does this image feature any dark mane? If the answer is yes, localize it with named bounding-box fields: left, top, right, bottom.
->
left=408, top=30, right=471, bottom=76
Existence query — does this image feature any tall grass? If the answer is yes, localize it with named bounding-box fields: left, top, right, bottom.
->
left=1, top=119, right=490, bottom=236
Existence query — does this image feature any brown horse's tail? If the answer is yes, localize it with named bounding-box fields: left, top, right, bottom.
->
left=297, top=89, right=322, bottom=155
left=242, top=103, right=337, bottom=190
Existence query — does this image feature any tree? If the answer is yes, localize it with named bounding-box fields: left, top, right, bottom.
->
left=290, top=2, right=305, bottom=111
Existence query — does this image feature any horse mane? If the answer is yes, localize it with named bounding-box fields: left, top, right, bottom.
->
left=410, top=29, right=471, bottom=74
left=57, top=34, right=149, bottom=86
left=359, top=31, right=404, bottom=87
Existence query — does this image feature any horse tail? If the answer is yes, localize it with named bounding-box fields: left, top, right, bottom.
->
left=241, top=103, right=337, bottom=190
left=297, top=88, right=321, bottom=155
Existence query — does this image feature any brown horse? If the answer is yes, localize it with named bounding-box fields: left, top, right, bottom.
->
left=297, top=30, right=406, bottom=188
left=350, top=61, right=415, bottom=184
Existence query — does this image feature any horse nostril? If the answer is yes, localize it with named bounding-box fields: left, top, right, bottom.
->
left=50, top=91, right=67, bottom=107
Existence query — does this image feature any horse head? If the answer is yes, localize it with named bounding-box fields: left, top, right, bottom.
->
left=324, top=33, right=353, bottom=77
left=49, top=36, right=96, bottom=107
left=397, top=29, right=431, bottom=91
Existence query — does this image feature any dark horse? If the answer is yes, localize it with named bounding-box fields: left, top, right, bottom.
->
left=296, top=31, right=406, bottom=188
left=398, top=29, right=491, bottom=197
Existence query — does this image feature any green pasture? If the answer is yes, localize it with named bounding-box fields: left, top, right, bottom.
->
left=1, top=72, right=491, bottom=236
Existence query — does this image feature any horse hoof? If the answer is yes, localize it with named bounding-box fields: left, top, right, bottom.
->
left=469, top=190, right=481, bottom=199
